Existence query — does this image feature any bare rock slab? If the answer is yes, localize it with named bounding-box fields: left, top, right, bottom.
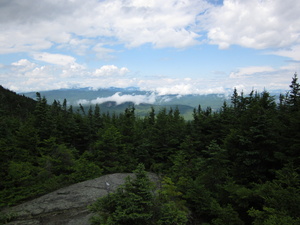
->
left=2, top=173, right=159, bottom=225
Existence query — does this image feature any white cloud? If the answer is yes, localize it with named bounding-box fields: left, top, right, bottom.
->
left=0, top=28, right=53, bottom=54
left=269, top=45, right=300, bottom=61
left=155, top=84, right=226, bottom=95
left=60, top=64, right=87, bottom=78
left=0, top=0, right=211, bottom=54
left=94, top=65, right=129, bottom=77
left=229, top=66, right=275, bottom=78
left=32, top=52, right=77, bottom=66
left=280, top=61, right=300, bottom=72
left=1, top=0, right=299, bottom=55
left=93, top=44, right=116, bottom=60
left=232, top=84, right=246, bottom=93
left=79, top=92, right=157, bottom=105
left=11, top=59, right=36, bottom=72
left=138, top=77, right=229, bottom=95
left=59, top=38, right=94, bottom=56
left=1, top=57, right=296, bottom=94
left=155, top=84, right=197, bottom=95
left=77, top=99, right=90, bottom=105
left=0, top=58, right=134, bottom=92
left=204, top=0, right=300, bottom=49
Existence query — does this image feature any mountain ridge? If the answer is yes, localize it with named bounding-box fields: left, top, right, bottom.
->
left=20, top=86, right=286, bottom=119
left=20, top=87, right=230, bottom=120
left=21, top=87, right=230, bottom=107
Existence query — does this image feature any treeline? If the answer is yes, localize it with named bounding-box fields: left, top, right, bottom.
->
left=1, top=74, right=300, bottom=224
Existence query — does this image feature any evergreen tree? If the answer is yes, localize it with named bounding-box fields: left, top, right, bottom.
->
left=34, top=93, right=52, bottom=140
left=225, top=91, right=279, bottom=183
left=89, top=164, right=188, bottom=225
left=89, top=164, right=155, bottom=225
left=287, top=73, right=300, bottom=109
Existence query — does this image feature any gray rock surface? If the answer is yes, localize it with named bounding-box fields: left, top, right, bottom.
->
left=2, top=173, right=159, bottom=225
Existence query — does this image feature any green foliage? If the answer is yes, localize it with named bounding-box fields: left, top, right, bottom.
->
left=91, top=124, right=136, bottom=173
left=156, top=177, right=189, bottom=225
left=89, top=165, right=188, bottom=225
left=70, top=157, right=103, bottom=183
left=8, top=161, right=36, bottom=187
left=0, top=85, right=36, bottom=119
left=248, top=164, right=300, bottom=224
left=286, top=73, right=300, bottom=109
left=156, top=201, right=188, bottom=225
left=248, top=207, right=300, bottom=225
left=89, top=164, right=155, bottom=225
left=210, top=201, right=244, bottom=225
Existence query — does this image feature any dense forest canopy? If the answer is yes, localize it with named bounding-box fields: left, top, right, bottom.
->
left=0, top=74, right=300, bottom=224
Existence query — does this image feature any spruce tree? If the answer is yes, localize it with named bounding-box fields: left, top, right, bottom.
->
left=89, top=164, right=155, bottom=225
left=287, top=73, right=300, bottom=110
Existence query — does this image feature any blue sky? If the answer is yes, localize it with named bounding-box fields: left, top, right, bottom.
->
left=0, top=0, right=300, bottom=95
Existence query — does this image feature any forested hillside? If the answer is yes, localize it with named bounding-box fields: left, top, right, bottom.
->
left=21, top=87, right=228, bottom=120
left=1, top=74, right=300, bottom=224
left=0, top=86, right=36, bottom=118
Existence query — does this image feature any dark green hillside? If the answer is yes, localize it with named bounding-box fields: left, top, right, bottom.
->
left=77, top=101, right=194, bottom=119
left=1, top=74, right=300, bottom=224
left=22, top=88, right=224, bottom=120
left=162, top=93, right=229, bottom=109
left=22, top=88, right=149, bottom=105
left=21, top=87, right=229, bottom=111
left=0, top=85, right=36, bottom=118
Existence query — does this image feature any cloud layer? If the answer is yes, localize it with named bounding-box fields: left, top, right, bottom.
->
left=205, top=0, right=300, bottom=50
left=78, top=92, right=157, bottom=106
left=0, top=0, right=300, bottom=94
left=2, top=56, right=296, bottom=95
left=1, top=0, right=300, bottom=55
left=0, top=0, right=209, bottom=54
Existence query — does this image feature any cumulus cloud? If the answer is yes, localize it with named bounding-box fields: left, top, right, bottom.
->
left=11, top=59, right=36, bottom=72
left=0, top=0, right=210, bottom=55
left=32, top=52, right=77, bottom=66
left=4, top=63, right=59, bottom=92
left=203, top=0, right=300, bottom=49
left=155, top=84, right=198, bottom=95
left=94, top=65, right=129, bottom=77
left=138, top=77, right=229, bottom=95
left=1, top=57, right=297, bottom=95
left=1, top=58, right=133, bottom=92
left=60, top=63, right=87, bottom=78
left=78, top=92, right=157, bottom=105
left=1, top=0, right=299, bottom=54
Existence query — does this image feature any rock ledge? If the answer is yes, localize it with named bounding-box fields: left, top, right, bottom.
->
left=2, top=173, right=159, bottom=225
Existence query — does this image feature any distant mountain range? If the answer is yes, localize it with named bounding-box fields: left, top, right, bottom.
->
left=21, top=87, right=285, bottom=119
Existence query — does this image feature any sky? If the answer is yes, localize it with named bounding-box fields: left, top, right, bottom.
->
left=0, top=0, right=300, bottom=95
